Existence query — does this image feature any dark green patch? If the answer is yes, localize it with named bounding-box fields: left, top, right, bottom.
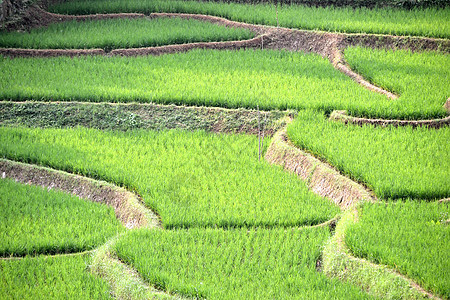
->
left=0, top=101, right=289, bottom=135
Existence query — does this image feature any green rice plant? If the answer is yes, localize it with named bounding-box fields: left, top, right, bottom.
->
left=286, top=110, right=450, bottom=200
left=48, top=0, right=450, bottom=38
left=0, top=254, right=112, bottom=299
left=2, top=49, right=446, bottom=119
left=0, top=178, right=125, bottom=256
left=345, top=200, right=450, bottom=298
left=344, top=47, right=450, bottom=120
left=114, top=227, right=373, bottom=299
left=0, top=17, right=254, bottom=50
left=0, top=126, right=340, bottom=228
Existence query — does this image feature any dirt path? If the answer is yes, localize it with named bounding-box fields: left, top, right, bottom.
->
left=330, top=110, right=450, bottom=128
left=330, top=49, right=398, bottom=99
left=265, top=120, right=377, bottom=210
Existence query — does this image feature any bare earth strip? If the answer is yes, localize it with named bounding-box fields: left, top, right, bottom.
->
left=110, top=33, right=269, bottom=56
left=265, top=120, right=376, bottom=210
left=0, top=159, right=160, bottom=229
left=330, top=49, right=399, bottom=99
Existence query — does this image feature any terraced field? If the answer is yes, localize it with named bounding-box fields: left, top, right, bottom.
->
left=0, top=0, right=449, bottom=299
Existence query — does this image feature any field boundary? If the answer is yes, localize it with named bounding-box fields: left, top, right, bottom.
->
left=322, top=208, right=441, bottom=300
left=265, top=122, right=376, bottom=210
left=110, top=33, right=268, bottom=56
left=90, top=235, right=182, bottom=300
left=0, top=250, right=94, bottom=260
left=0, top=101, right=289, bottom=135
left=0, top=159, right=161, bottom=229
left=330, top=110, right=450, bottom=128
left=330, top=49, right=398, bottom=100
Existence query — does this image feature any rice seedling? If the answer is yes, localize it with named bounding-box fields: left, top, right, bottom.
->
left=2, top=49, right=446, bottom=119
left=0, top=254, right=113, bottom=299
left=0, top=126, right=340, bottom=229
left=114, top=227, right=374, bottom=299
left=48, top=0, right=450, bottom=38
left=0, top=178, right=125, bottom=256
left=345, top=200, right=450, bottom=298
left=0, top=17, right=254, bottom=50
left=344, top=47, right=450, bottom=120
left=286, top=110, right=450, bottom=200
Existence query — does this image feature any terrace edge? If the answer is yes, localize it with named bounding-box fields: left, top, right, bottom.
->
left=322, top=208, right=441, bottom=300
left=330, top=110, right=450, bottom=128
left=265, top=121, right=376, bottom=210
left=0, top=158, right=161, bottom=229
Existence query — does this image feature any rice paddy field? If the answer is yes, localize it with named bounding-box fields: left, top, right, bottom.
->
left=0, top=127, right=340, bottom=229
left=48, top=0, right=450, bottom=38
left=0, top=178, right=124, bottom=256
left=0, top=0, right=449, bottom=299
left=344, top=47, right=450, bottom=119
left=345, top=200, right=450, bottom=298
left=114, top=227, right=373, bottom=299
left=0, top=254, right=113, bottom=299
left=0, top=17, right=254, bottom=50
left=1, top=48, right=448, bottom=119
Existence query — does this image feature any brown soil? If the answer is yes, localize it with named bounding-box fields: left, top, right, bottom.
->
left=330, top=110, right=450, bottom=129
left=341, top=33, right=450, bottom=53
left=4, top=5, right=146, bottom=31
left=265, top=125, right=376, bottom=210
left=444, top=98, right=450, bottom=113
left=0, top=159, right=161, bottom=229
left=110, top=34, right=267, bottom=56
left=0, top=47, right=105, bottom=57
left=330, top=49, right=399, bottom=99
